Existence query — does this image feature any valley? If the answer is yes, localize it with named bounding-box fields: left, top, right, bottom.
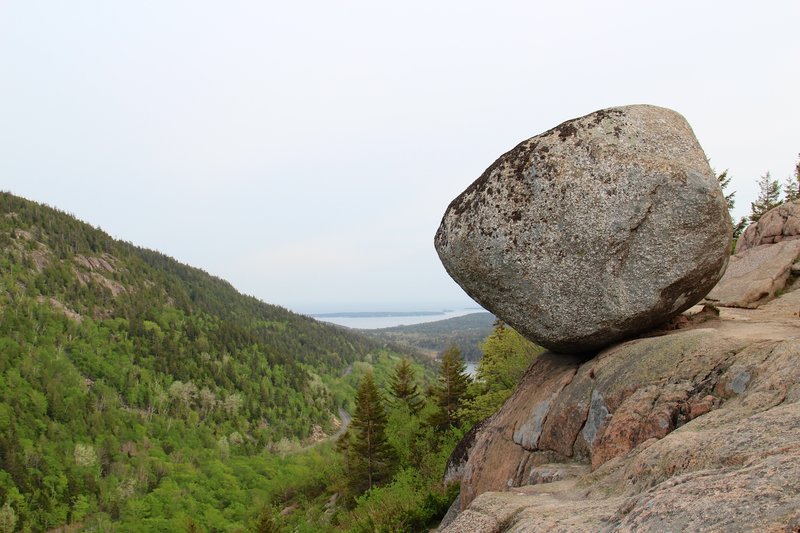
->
left=0, top=192, right=439, bottom=531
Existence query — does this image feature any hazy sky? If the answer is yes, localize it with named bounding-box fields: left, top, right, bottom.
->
left=1, top=1, right=798, bottom=313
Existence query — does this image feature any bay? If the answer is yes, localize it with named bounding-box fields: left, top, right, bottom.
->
left=312, top=308, right=482, bottom=330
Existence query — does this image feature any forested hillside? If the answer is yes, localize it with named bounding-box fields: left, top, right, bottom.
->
left=0, top=192, right=421, bottom=531
left=361, top=312, right=495, bottom=361
left=261, top=322, right=543, bottom=531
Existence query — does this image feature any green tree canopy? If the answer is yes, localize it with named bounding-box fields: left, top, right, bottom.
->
left=750, top=171, right=782, bottom=223
left=718, top=169, right=735, bottom=211
left=717, top=169, right=748, bottom=240
left=785, top=155, right=800, bottom=203
left=430, top=346, right=471, bottom=431
left=388, top=358, right=424, bottom=414
left=343, top=371, right=394, bottom=495
left=475, top=322, right=542, bottom=390
left=784, top=176, right=799, bottom=203
left=461, top=322, right=543, bottom=425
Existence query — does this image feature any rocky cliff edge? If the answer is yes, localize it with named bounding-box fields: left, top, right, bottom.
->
left=441, top=285, right=800, bottom=532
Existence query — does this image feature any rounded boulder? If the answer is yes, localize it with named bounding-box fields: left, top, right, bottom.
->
left=435, top=105, right=731, bottom=354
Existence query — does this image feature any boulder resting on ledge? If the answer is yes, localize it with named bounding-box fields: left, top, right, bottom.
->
left=435, top=104, right=732, bottom=354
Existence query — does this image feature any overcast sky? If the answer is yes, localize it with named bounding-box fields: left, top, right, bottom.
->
left=1, top=1, right=798, bottom=313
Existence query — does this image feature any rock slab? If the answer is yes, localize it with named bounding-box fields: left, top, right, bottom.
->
left=705, top=239, right=800, bottom=308
left=737, top=199, right=800, bottom=253
left=435, top=105, right=731, bottom=353
left=441, top=289, right=800, bottom=532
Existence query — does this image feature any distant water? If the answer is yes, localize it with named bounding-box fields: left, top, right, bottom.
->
left=313, top=308, right=483, bottom=330
left=465, top=362, right=478, bottom=377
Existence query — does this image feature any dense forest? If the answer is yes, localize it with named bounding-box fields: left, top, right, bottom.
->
left=0, top=192, right=433, bottom=531
left=260, top=322, right=543, bottom=531
left=0, top=192, right=544, bottom=532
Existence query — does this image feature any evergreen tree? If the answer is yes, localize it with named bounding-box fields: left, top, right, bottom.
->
left=460, top=322, right=543, bottom=425
left=388, top=358, right=424, bottom=414
left=796, top=153, right=800, bottom=187
left=732, top=217, right=748, bottom=242
left=750, top=172, right=782, bottom=223
left=785, top=155, right=800, bottom=202
left=717, top=169, right=735, bottom=211
left=475, top=322, right=541, bottom=389
left=716, top=168, right=748, bottom=241
left=430, top=346, right=471, bottom=431
left=344, top=371, right=393, bottom=494
left=784, top=175, right=799, bottom=202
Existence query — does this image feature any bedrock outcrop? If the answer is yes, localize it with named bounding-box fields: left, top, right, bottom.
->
left=706, top=200, right=800, bottom=309
left=440, top=289, right=800, bottom=532
left=435, top=105, right=731, bottom=353
left=737, top=199, right=800, bottom=253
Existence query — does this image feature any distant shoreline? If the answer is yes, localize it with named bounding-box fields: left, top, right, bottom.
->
left=312, top=308, right=486, bottom=330
left=312, top=310, right=453, bottom=318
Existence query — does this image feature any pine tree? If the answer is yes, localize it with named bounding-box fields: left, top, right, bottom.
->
left=388, top=358, right=424, bottom=414
left=732, top=217, right=749, bottom=241
left=344, top=371, right=393, bottom=494
left=460, top=321, right=543, bottom=425
left=717, top=169, right=736, bottom=211
left=716, top=168, right=747, bottom=241
left=430, top=345, right=471, bottom=431
left=785, top=154, right=800, bottom=202
left=796, top=153, right=800, bottom=185
left=784, top=175, right=799, bottom=202
left=750, top=172, right=782, bottom=223
left=476, top=321, right=542, bottom=390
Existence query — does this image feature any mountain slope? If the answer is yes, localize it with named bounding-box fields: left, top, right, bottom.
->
left=0, top=191, right=412, bottom=530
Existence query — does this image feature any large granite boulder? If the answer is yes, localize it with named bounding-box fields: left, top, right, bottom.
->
left=737, top=199, right=800, bottom=253
left=435, top=105, right=731, bottom=353
left=441, top=289, right=800, bottom=532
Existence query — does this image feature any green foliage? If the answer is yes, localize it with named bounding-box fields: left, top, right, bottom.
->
left=716, top=168, right=748, bottom=242
left=384, top=407, right=421, bottom=470
left=341, top=372, right=394, bottom=496
left=343, top=469, right=459, bottom=533
left=0, top=192, right=425, bottom=531
left=783, top=177, right=799, bottom=202
left=461, top=322, right=543, bottom=426
left=717, top=169, right=735, bottom=212
left=429, top=346, right=471, bottom=431
left=0, top=502, right=17, bottom=533
left=267, top=354, right=472, bottom=532
left=475, top=322, right=542, bottom=390
left=736, top=154, right=800, bottom=245
left=750, top=171, right=782, bottom=223
left=796, top=154, right=800, bottom=192
left=784, top=156, right=800, bottom=202
left=388, top=358, right=424, bottom=414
